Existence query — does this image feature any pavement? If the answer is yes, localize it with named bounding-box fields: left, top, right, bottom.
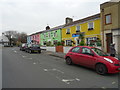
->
left=42, top=50, right=120, bottom=60
left=42, top=50, right=66, bottom=59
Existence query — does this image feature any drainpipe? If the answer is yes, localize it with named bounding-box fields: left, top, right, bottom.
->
left=101, top=9, right=105, bottom=51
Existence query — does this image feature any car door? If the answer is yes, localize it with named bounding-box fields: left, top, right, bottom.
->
left=78, top=47, right=96, bottom=68
left=69, top=47, right=81, bottom=64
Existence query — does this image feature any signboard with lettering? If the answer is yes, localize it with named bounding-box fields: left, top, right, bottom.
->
left=72, top=34, right=79, bottom=37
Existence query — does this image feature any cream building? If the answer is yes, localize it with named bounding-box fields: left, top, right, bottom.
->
left=100, top=1, right=120, bottom=55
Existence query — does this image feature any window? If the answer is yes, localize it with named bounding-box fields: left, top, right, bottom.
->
left=43, top=41, right=46, bottom=45
left=53, top=40, right=58, bottom=45
left=105, top=14, right=112, bottom=24
left=66, top=28, right=70, bottom=34
left=88, top=22, right=94, bottom=30
left=76, top=26, right=80, bottom=32
left=71, top=47, right=80, bottom=53
left=53, top=31, right=57, bottom=37
left=43, top=33, right=46, bottom=38
left=48, top=32, right=50, bottom=38
left=86, top=37, right=97, bottom=45
left=66, top=40, right=72, bottom=46
left=82, top=47, right=93, bottom=56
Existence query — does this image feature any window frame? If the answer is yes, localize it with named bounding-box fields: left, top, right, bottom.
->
left=48, top=32, right=51, bottom=38
left=105, top=13, right=112, bottom=25
left=66, top=28, right=70, bottom=34
left=66, top=40, right=72, bottom=46
left=76, top=25, right=80, bottom=32
left=88, top=22, right=94, bottom=30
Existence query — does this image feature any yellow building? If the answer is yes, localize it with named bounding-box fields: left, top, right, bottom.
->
left=62, top=13, right=101, bottom=46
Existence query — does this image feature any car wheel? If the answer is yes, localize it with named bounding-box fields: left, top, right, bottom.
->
left=66, top=57, right=73, bottom=65
left=39, top=51, right=41, bottom=54
left=29, top=50, right=32, bottom=54
left=95, top=64, right=107, bottom=75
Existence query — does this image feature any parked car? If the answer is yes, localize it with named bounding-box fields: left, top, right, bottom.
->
left=65, top=46, right=120, bottom=75
left=20, top=43, right=27, bottom=51
left=4, top=44, right=13, bottom=47
left=25, top=44, right=41, bottom=54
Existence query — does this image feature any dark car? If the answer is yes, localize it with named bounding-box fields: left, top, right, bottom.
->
left=25, top=44, right=41, bottom=54
left=4, top=44, right=13, bottom=47
left=65, top=46, right=120, bottom=75
left=20, top=43, right=27, bottom=51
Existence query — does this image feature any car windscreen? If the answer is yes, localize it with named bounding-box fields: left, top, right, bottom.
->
left=91, top=48, right=109, bottom=56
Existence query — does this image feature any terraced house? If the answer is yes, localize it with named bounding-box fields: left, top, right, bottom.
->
left=40, top=25, right=64, bottom=46
left=100, top=1, right=120, bottom=54
left=62, top=13, right=101, bottom=46
left=27, top=32, right=40, bottom=44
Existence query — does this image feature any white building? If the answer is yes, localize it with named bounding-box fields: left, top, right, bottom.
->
left=0, top=34, right=9, bottom=46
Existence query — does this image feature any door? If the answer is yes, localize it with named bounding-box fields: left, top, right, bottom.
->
left=69, top=47, right=81, bottom=64
left=77, top=47, right=96, bottom=68
left=106, top=33, right=112, bottom=53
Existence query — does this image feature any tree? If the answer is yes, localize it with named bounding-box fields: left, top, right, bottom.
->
left=78, top=32, right=85, bottom=46
left=3, top=30, right=27, bottom=46
left=3, top=30, right=19, bottom=45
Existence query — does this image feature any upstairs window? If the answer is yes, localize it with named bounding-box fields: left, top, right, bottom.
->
left=53, top=31, right=57, bottom=37
left=105, top=14, right=112, bottom=25
left=88, top=22, right=94, bottom=30
left=66, top=28, right=70, bottom=34
left=76, top=26, right=80, bottom=32
left=48, top=32, right=51, bottom=38
left=43, top=33, right=46, bottom=38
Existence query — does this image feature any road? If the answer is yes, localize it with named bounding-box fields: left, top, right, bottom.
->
left=2, top=47, right=119, bottom=88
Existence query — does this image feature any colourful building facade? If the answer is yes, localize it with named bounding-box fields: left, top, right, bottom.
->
left=27, top=35, right=31, bottom=44
left=62, top=13, right=101, bottom=46
left=40, top=25, right=64, bottom=46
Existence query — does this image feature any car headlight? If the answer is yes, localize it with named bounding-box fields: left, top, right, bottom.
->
left=104, top=57, right=113, bottom=63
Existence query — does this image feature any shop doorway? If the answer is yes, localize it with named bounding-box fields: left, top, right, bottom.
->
left=106, top=33, right=112, bottom=53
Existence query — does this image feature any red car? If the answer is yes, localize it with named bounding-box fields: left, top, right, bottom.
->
left=65, top=46, right=120, bottom=75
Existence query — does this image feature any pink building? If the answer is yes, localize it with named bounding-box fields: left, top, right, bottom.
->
left=31, top=33, right=40, bottom=44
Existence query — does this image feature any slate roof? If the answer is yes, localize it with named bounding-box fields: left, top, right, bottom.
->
left=64, top=13, right=100, bottom=27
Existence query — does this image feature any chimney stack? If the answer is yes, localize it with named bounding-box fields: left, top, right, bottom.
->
left=65, top=17, right=73, bottom=24
left=46, top=26, right=50, bottom=30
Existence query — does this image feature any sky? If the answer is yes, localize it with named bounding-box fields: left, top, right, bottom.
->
left=0, top=0, right=111, bottom=35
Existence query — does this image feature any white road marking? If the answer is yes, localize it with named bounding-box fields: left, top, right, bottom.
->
left=75, top=78, right=80, bottom=81
left=112, top=81, right=116, bottom=84
left=33, top=62, right=36, bottom=64
left=101, top=87, right=106, bottom=89
left=62, top=79, right=75, bottom=84
left=22, top=56, right=26, bottom=58
left=43, top=69, right=48, bottom=72
left=52, top=68, right=64, bottom=74
left=14, top=51, right=17, bottom=53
